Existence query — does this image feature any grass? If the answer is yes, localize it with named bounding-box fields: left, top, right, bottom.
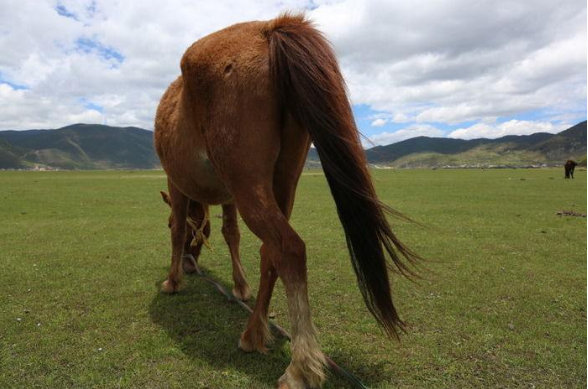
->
left=0, top=168, right=585, bottom=389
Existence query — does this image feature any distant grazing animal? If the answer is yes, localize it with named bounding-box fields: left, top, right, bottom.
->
left=564, top=160, right=577, bottom=179
left=160, top=191, right=250, bottom=301
left=154, top=13, right=419, bottom=389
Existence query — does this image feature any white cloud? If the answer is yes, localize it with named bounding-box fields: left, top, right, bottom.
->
left=370, top=118, right=387, bottom=127
left=312, top=0, right=586, bottom=125
left=0, top=0, right=311, bottom=130
left=0, top=0, right=585, bottom=136
left=0, top=83, right=107, bottom=129
left=392, top=112, right=409, bottom=123
left=366, top=124, right=443, bottom=146
left=447, top=120, right=571, bottom=139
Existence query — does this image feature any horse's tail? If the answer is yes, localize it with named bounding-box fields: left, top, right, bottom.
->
left=265, top=13, right=420, bottom=337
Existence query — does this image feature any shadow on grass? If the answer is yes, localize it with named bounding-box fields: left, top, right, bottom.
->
left=149, top=266, right=387, bottom=388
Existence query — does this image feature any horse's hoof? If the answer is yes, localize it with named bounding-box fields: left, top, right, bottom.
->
left=238, top=328, right=272, bottom=354
left=232, top=284, right=251, bottom=301
left=238, top=338, right=254, bottom=353
left=238, top=335, right=269, bottom=354
left=161, top=279, right=180, bottom=294
left=277, top=372, right=307, bottom=389
left=182, top=254, right=197, bottom=274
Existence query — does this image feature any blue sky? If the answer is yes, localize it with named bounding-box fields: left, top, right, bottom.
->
left=0, top=72, right=28, bottom=91
left=0, top=0, right=585, bottom=144
left=74, top=38, right=124, bottom=64
left=353, top=104, right=587, bottom=143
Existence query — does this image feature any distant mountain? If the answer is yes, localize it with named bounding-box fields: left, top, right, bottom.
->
left=0, top=124, right=159, bottom=170
left=0, top=121, right=585, bottom=170
left=365, top=132, right=554, bottom=163
left=527, top=121, right=587, bottom=161
left=307, top=121, right=586, bottom=168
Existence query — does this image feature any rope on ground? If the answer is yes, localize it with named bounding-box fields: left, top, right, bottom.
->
left=191, top=263, right=369, bottom=389
left=556, top=210, right=586, bottom=217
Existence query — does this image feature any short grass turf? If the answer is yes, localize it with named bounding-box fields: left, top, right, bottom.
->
left=0, top=168, right=585, bottom=389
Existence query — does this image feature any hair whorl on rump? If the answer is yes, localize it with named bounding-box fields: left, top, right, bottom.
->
left=264, top=12, right=421, bottom=338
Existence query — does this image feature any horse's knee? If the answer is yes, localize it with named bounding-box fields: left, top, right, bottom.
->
left=221, top=224, right=239, bottom=243
left=171, top=224, right=186, bottom=246
left=284, top=233, right=306, bottom=260
left=222, top=208, right=240, bottom=240
left=274, top=232, right=306, bottom=278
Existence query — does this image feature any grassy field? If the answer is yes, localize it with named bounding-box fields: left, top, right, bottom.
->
left=0, top=168, right=585, bottom=389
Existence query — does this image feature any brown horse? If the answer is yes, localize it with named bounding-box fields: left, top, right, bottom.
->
left=564, top=159, right=577, bottom=179
left=160, top=191, right=250, bottom=300
left=154, top=13, right=418, bottom=388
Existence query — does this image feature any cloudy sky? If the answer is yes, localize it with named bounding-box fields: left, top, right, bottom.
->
left=0, top=0, right=585, bottom=146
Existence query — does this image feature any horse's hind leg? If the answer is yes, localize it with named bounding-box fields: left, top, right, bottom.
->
left=234, top=185, right=326, bottom=388
left=183, top=201, right=210, bottom=273
left=217, top=147, right=324, bottom=386
left=191, top=44, right=323, bottom=385
left=161, top=182, right=189, bottom=293
left=239, top=243, right=278, bottom=352
left=222, top=203, right=250, bottom=301
left=239, top=114, right=310, bottom=354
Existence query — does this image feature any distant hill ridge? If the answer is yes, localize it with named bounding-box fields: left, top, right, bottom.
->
left=307, top=121, right=586, bottom=168
left=0, top=121, right=585, bottom=170
left=0, top=124, right=159, bottom=170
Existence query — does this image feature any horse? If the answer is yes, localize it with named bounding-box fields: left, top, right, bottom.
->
left=154, top=13, right=419, bottom=388
left=564, top=159, right=577, bottom=179
left=160, top=191, right=250, bottom=300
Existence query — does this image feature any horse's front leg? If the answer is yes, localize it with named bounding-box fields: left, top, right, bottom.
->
left=222, top=203, right=251, bottom=301
left=161, top=183, right=189, bottom=293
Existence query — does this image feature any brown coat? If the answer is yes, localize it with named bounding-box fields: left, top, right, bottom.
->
left=154, top=13, right=418, bottom=388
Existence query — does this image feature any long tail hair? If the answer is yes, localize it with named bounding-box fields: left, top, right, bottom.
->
left=265, top=13, right=420, bottom=337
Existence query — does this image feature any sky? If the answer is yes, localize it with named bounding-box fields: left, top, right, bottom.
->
left=0, top=0, right=586, bottom=146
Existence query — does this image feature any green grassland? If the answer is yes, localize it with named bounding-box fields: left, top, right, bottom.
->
left=0, top=169, right=585, bottom=389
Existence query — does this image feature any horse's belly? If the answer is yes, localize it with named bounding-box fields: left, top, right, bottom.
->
left=163, top=147, right=233, bottom=205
